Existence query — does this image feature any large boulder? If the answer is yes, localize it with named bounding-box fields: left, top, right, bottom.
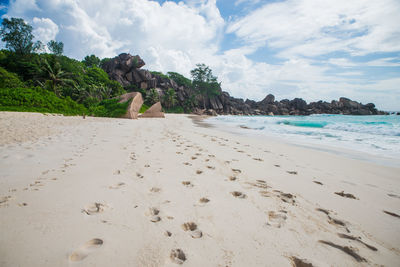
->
left=102, top=53, right=146, bottom=86
left=140, top=102, right=165, bottom=118
left=261, top=94, right=275, bottom=104
left=117, top=92, right=144, bottom=119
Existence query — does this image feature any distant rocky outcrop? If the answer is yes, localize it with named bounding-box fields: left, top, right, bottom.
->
left=103, top=53, right=386, bottom=116
left=140, top=102, right=165, bottom=118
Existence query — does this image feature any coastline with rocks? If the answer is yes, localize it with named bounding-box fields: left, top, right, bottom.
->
left=102, top=53, right=389, bottom=117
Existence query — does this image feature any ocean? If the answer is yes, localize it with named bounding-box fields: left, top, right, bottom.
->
left=206, top=114, right=400, bottom=165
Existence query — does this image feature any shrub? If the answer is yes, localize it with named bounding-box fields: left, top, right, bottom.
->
left=0, top=87, right=87, bottom=115
left=0, top=67, right=25, bottom=88
left=164, top=106, right=184, bottom=113
left=139, top=103, right=150, bottom=113
left=89, top=98, right=130, bottom=118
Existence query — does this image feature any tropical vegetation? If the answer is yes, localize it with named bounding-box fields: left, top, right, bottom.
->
left=0, top=17, right=222, bottom=117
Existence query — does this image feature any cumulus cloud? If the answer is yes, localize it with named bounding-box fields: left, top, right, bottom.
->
left=2, top=0, right=400, bottom=110
left=32, top=17, right=58, bottom=43
left=227, top=0, right=400, bottom=57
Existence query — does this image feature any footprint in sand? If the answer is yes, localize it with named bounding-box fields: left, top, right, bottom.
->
left=287, top=171, right=298, bottom=175
left=182, top=181, right=193, bottom=187
left=267, top=210, right=287, bottom=228
left=232, top=168, right=241, bottom=174
left=206, top=166, right=215, bottom=170
left=290, top=256, right=314, bottom=267
left=170, top=249, right=186, bottom=264
left=313, top=181, right=323, bottom=185
left=109, top=182, right=125, bottom=189
left=183, top=162, right=192, bottom=166
left=334, top=191, right=358, bottom=199
left=246, top=180, right=269, bottom=189
left=165, top=231, right=172, bottom=237
left=0, top=196, right=12, bottom=206
left=196, top=170, right=203, bottom=175
left=231, top=191, right=246, bottom=199
left=199, top=197, right=210, bottom=203
left=30, top=181, right=44, bottom=187
left=182, top=222, right=202, bottom=238
left=69, top=238, right=103, bottom=262
left=147, top=207, right=161, bottom=222
left=229, top=176, right=237, bottom=181
left=150, top=187, right=161, bottom=193
left=277, top=192, right=296, bottom=204
left=136, top=172, right=144, bottom=179
left=82, top=202, right=107, bottom=215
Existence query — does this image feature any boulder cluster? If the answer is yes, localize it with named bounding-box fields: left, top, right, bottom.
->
left=102, top=53, right=386, bottom=116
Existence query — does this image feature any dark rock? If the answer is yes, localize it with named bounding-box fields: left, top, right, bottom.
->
left=261, top=94, right=275, bottom=104
left=102, top=52, right=385, bottom=116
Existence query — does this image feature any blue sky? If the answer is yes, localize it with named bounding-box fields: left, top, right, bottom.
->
left=1, top=0, right=399, bottom=110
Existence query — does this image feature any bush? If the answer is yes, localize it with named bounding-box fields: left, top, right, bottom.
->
left=139, top=103, right=150, bottom=113
left=0, top=66, right=25, bottom=88
left=164, top=106, right=184, bottom=113
left=0, top=87, right=87, bottom=115
left=89, top=98, right=130, bottom=118
left=150, top=71, right=169, bottom=79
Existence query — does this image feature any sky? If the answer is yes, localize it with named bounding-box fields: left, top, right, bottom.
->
left=0, top=0, right=399, bottom=111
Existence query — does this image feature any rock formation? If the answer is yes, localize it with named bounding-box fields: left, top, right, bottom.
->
left=103, top=53, right=387, bottom=116
left=139, top=102, right=165, bottom=118
left=117, top=92, right=143, bottom=119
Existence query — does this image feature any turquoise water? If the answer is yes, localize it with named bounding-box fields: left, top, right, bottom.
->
left=207, top=114, right=400, bottom=160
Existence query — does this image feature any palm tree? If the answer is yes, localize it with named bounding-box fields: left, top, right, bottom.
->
left=39, top=58, right=74, bottom=96
left=163, top=88, right=177, bottom=109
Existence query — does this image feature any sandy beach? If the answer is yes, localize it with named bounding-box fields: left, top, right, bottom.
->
left=0, top=111, right=399, bottom=266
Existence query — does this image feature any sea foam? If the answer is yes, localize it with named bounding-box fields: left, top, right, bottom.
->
left=207, top=114, right=400, bottom=161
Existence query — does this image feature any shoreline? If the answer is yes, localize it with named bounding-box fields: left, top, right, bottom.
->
left=0, top=112, right=399, bottom=266
left=203, top=115, right=400, bottom=168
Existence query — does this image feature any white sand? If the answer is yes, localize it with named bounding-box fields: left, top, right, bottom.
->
left=0, top=111, right=399, bottom=266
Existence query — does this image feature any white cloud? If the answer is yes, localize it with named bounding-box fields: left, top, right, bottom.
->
left=227, top=0, right=400, bottom=58
left=3, top=0, right=400, bottom=110
left=32, top=17, right=58, bottom=44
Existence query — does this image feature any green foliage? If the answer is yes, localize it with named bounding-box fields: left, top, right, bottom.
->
left=0, top=18, right=40, bottom=55
left=167, top=72, right=192, bottom=88
left=100, top=58, right=111, bottom=68
left=0, top=51, right=124, bottom=105
left=145, top=88, right=159, bottom=106
left=47, top=40, right=64, bottom=55
left=150, top=71, right=169, bottom=79
left=164, top=106, right=184, bottom=113
left=0, top=87, right=87, bottom=115
left=0, top=67, right=25, bottom=88
left=139, top=103, right=150, bottom=113
left=38, top=58, right=75, bottom=96
left=88, top=98, right=130, bottom=118
left=82, top=54, right=100, bottom=68
left=162, top=88, right=177, bottom=109
left=183, top=95, right=196, bottom=112
left=190, top=63, right=221, bottom=108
